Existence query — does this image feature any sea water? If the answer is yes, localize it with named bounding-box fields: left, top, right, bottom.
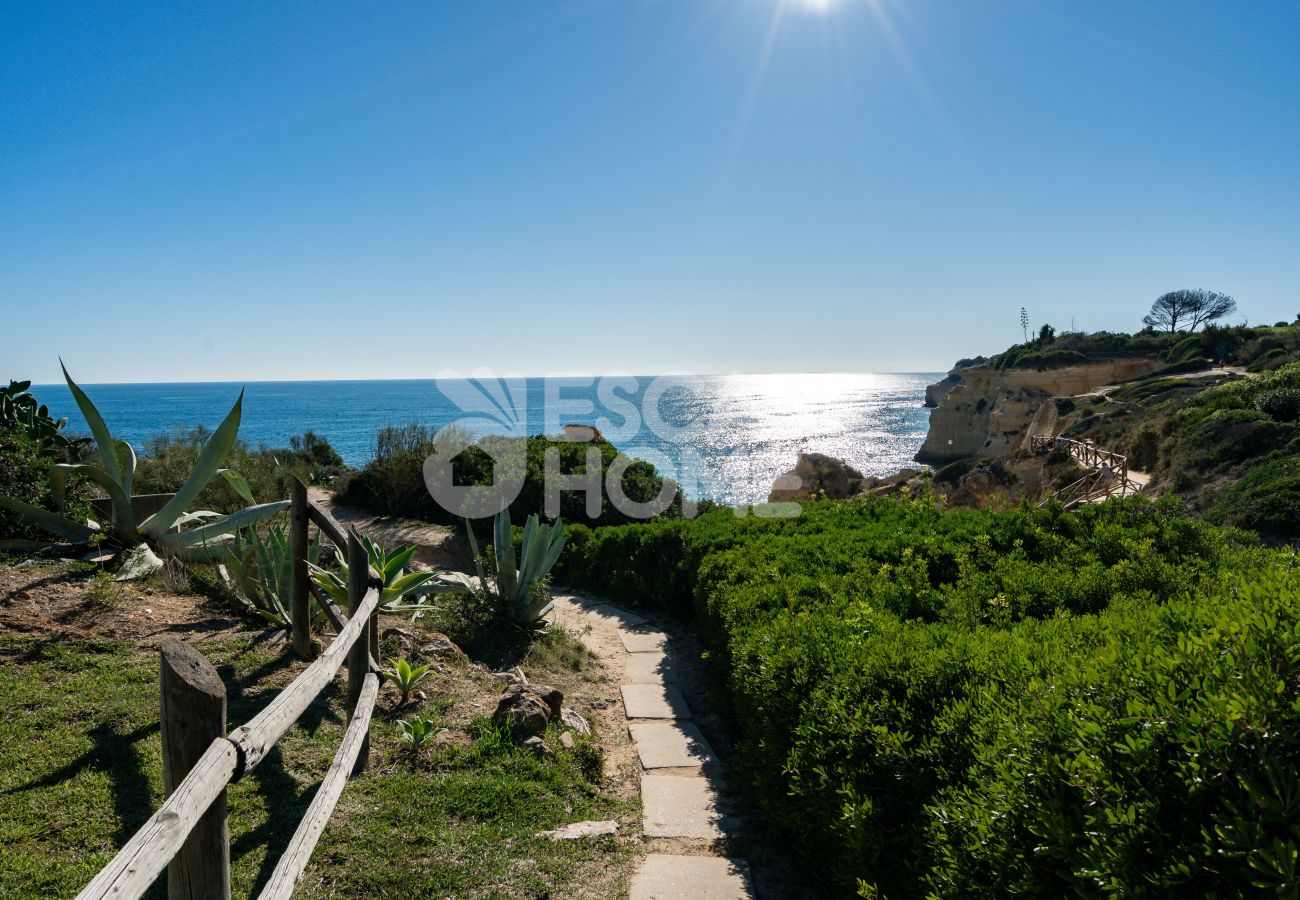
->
left=35, top=373, right=940, bottom=506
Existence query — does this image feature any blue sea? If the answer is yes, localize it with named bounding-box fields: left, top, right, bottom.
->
left=34, top=373, right=940, bottom=506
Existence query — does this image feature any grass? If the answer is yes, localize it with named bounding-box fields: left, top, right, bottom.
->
left=0, top=624, right=633, bottom=898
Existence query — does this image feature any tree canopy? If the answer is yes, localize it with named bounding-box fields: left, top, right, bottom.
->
left=1143, top=289, right=1237, bottom=333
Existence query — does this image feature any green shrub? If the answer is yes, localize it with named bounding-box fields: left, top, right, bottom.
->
left=1208, top=455, right=1300, bottom=537
left=0, top=430, right=91, bottom=542
left=338, top=427, right=691, bottom=527
left=555, top=495, right=1295, bottom=896
left=1182, top=408, right=1297, bottom=469
left=1255, top=387, right=1300, bottom=422
left=133, top=428, right=349, bottom=512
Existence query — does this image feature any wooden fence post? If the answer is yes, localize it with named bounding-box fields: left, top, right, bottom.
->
left=289, top=478, right=312, bottom=659
left=160, top=638, right=231, bottom=900
left=346, top=529, right=371, bottom=774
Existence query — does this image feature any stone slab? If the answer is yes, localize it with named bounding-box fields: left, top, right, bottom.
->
left=584, top=602, right=648, bottom=628
left=621, top=629, right=669, bottom=653
left=624, top=652, right=672, bottom=685
left=642, top=775, right=725, bottom=839
left=630, top=722, right=715, bottom=770
left=630, top=854, right=754, bottom=899
left=622, top=683, right=692, bottom=720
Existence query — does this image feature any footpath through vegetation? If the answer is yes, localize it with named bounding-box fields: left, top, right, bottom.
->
left=557, top=495, right=1300, bottom=897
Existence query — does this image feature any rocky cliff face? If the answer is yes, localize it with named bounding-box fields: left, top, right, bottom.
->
left=915, top=358, right=1163, bottom=464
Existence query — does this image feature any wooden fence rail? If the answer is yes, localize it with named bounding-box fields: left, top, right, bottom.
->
left=76, top=480, right=387, bottom=900
left=1031, top=434, right=1145, bottom=505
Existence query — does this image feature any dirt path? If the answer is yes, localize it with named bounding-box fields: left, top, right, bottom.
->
left=308, top=489, right=761, bottom=896
left=306, top=487, right=467, bottom=572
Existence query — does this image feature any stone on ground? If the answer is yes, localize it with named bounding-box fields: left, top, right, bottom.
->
left=625, top=652, right=672, bottom=684
left=540, top=819, right=619, bottom=841
left=642, top=774, right=726, bottom=840
left=629, top=722, right=715, bottom=769
left=622, top=683, right=692, bottom=720
left=630, top=854, right=754, bottom=899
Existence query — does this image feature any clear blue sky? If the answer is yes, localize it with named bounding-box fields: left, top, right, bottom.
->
left=3, top=1, right=1298, bottom=383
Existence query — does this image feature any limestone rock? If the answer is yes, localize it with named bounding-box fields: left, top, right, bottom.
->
left=541, top=819, right=618, bottom=840
left=561, top=706, right=591, bottom=735
left=502, top=682, right=564, bottom=718
left=493, top=689, right=552, bottom=738
left=916, top=358, right=1164, bottom=465
left=523, top=736, right=556, bottom=760
left=768, top=452, right=867, bottom=502
left=420, top=633, right=466, bottom=659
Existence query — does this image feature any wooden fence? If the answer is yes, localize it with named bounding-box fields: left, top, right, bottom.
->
left=76, top=482, right=384, bottom=900
left=1030, top=434, right=1144, bottom=505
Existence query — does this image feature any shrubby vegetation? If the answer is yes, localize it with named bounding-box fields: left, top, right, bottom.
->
left=0, top=381, right=91, bottom=543
left=991, top=329, right=1181, bottom=370
left=555, top=494, right=1300, bottom=896
left=134, top=427, right=348, bottom=512
left=0, top=429, right=91, bottom=543
left=337, top=424, right=696, bottom=526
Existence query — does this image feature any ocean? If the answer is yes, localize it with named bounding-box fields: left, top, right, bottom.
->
left=33, top=373, right=941, bottom=506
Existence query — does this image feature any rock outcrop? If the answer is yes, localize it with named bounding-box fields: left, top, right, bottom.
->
left=769, top=452, right=867, bottom=501
left=916, top=358, right=1163, bottom=464
left=493, top=682, right=564, bottom=738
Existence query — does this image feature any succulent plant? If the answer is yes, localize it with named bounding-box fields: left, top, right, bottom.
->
left=309, top=534, right=469, bottom=619
left=383, top=657, right=433, bottom=705
left=219, top=524, right=324, bottom=629
left=466, top=510, right=565, bottom=626
left=0, top=363, right=286, bottom=576
left=0, top=379, right=90, bottom=461
left=397, top=715, right=437, bottom=751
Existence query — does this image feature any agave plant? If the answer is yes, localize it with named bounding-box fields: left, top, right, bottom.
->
left=219, top=524, right=324, bottom=629
left=1, top=379, right=90, bottom=461
left=384, top=657, right=432, bottom=705
left=466, top=509, right=565, bottom=625
left=397, top=715, right=437, bottom=751
left=0, top=363, right=287, bottom=576
left=309, top=535, right=468, bottom=619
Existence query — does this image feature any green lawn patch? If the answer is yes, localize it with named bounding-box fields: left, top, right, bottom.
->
left=0, top=628, right=632, bottom=898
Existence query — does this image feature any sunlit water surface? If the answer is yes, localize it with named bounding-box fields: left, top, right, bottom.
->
left=37, top=373, right=940, bottom=506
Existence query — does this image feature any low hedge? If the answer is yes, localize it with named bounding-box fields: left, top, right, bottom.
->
left=555, top=495, right=1299, bottom=896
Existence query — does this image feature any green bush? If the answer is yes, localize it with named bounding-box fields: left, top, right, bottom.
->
left=1182, top=409, right=1297, bottom=469
left=1255, top=387, right=1300, bottom=423
left=338, top=427, right=694, bottom=527
left=1208, top=455, right=1300, bottom=537
left=554, top=495, right=1299, bottom=896
left=132, top=428, right=349, bottom=513
left=0, top=430, right=90, bottom=542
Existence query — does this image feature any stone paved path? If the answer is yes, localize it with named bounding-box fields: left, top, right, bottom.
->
left=548, top=594, right=756, bottom=899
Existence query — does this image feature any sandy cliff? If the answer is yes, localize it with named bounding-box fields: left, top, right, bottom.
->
left=915, top=358, right=1163, bottom=464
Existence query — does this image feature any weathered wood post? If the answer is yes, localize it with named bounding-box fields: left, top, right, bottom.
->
left=289, top=477, right=312, bottom=659
left=346, top=528, right=371, bottom=774
left=160, top=638, right=231, bottom=900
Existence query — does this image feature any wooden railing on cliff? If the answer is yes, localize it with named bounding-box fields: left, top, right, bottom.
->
left=76, top=481, right=383, bottom=900
left=1031, top=434, right=1145, bottom=507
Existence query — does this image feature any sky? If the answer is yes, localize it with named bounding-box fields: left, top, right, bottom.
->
left=3, top=0, right=1299, bottom=383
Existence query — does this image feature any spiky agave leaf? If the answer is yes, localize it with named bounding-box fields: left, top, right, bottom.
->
left=156, top=500, right=289, bottom=553
left=494, top=509, right=518, bottom=603
left=61, top=361, right=121, bottom=485
left=48, top=462, right=136, bottom=539
left=0, top=496, right=98, bottom=543
left=139, top=390, right=245, bottom=539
